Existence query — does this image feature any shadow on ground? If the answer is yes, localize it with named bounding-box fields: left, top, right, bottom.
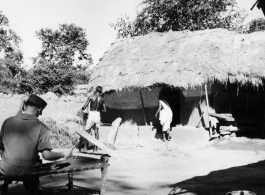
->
left=166, top=160, right=265, bottom=195
left=7, top=172, right=142, bottom=195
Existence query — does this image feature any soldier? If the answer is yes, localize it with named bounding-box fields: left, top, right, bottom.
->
left=0, top=94, right=72, bottom=195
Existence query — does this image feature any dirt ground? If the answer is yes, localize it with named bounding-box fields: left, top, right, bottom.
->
left=5, top=126, right=265, bottom=195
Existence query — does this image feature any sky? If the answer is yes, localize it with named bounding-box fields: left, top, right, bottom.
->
left=0, top=0, right=264, bottom=68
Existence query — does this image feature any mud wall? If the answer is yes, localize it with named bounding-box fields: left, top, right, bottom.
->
left=102, top=85, right=214, bottom=127
left=180, top=85, right=214, bottom=127
left=102, top=88, right=161, bottom=126
left=105, top=88, right=160, bottom=109
left=0, top=92, right=87, bottom=126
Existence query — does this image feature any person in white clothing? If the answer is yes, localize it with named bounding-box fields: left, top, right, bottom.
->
left=155, top=97, right=173, bottom=142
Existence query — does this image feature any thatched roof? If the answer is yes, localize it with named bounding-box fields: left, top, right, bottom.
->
left=89, top=29, right=265, bottom=92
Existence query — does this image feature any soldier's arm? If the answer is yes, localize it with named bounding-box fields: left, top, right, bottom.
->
left=42, top=150, right=72, bottom=160
left=18, top=96, right=28, bottom=112
left=39, top=125, right=72, bottom=160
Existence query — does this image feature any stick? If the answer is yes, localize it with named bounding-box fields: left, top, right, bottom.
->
left=205, top=84, right=212, bottom=138
left=139, top=89, right=148, bottom=126
left=196, top=111, right=204, bottom=128
left=75, top=128, right=116, bottom=157
left=251, top=0, right=259, bottom=10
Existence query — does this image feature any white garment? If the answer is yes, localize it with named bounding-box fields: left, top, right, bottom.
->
left=86, top=111, right=101, bottom=129
left=209, top=116, right=219, bottom=128
left=159, top=100, right=173, bottom=131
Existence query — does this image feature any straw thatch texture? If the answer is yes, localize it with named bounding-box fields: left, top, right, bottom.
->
left=89, top=29, right=265, bottom=92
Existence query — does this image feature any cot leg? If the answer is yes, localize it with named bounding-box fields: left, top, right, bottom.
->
left=68, top=172, right=74, bottom=190
left=100, top=156, right=109, bottom=195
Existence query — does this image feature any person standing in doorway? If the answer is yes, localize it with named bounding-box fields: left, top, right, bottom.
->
left=155, top=95, right=173, bottom=142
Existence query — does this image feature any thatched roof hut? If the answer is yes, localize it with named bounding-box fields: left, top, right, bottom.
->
left=89, top=28, right=265, bottom=92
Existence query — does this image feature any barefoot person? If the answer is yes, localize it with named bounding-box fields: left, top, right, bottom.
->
left=81, top=86, right=106, bottom=151
left=0, top=94, right=72, bottom=195
left=155, top=96, right=173, bottom=142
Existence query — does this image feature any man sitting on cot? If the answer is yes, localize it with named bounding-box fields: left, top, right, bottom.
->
left=0, top=94, right=73, bottom=195
left=81, top=86, right=106, bottom=151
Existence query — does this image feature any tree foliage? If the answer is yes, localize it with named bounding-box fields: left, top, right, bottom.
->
left=0, top=50, right=26, bottom=94
left=35, top=24, right=92, bottom=65
left=0, top=11, right=25, bottom=94
left=31, top=24, right=92, bottom=95
left=0, top=14, right=91, bottom=95
left=111, top=0, right=247, bottom=38
left=28, top=60, right=90, bottom=95
left=0, top=11, right=21, bottom=53
left=248, top=17, right=265, bottom=33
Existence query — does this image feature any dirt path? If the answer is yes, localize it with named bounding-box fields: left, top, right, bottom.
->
left=6, top=127, right=265, bottom=195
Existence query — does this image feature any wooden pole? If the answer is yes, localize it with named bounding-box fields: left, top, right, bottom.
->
left=250, top=0, right=258, bottom=10
left=139, top=89, right=148, bottom=126
left=100, top=155, right=109, bottom=195
left=262, top=94, right=265, bottom=137
left=205, top=84, right=212, bottom=138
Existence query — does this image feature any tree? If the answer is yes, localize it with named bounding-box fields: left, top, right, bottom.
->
left=0, top=50, right=26, bottom=94
left=29, top=61, right=74, bottom=95
left=0, top=11, right=25, bottom=94
left=0, top=11, right=21, bottom=53
left=35, top=23, right=92, bottom=65
left=31, top=24, right=92, bottom=95
left=111, top=0, right=247, bottom=38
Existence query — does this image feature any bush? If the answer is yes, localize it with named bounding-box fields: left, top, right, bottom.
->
left=248, top=18, right=265, bottom=33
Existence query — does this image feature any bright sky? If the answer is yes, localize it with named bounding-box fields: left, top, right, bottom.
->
left=0, top=0, right=264, bottom=68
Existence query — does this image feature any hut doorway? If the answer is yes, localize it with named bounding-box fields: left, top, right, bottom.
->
left=159, top=87, right=182, bottom=127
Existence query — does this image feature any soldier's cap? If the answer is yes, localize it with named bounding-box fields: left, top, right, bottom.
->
left=27, top=94, right=47, bottom=109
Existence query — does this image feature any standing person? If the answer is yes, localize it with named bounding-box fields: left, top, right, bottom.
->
left=77, top=89, right=95, bottom=151
left=0, top=94, right=72, bottom=195
left=81, top=86, right=106, bottom=151
left=155, top=96, right=173, bottom=142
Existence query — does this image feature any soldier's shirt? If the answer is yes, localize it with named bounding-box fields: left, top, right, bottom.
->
left=0, top=112, right=52, bottom=169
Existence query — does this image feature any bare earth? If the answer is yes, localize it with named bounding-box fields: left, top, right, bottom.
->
left=5, top=127, right=265, bottom=195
